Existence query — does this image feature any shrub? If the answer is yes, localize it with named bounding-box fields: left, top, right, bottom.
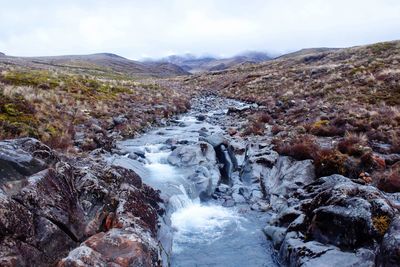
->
left=255, top=111, right=272, bottom=123
left=337, top=132, right=368, bottom=157
left=271, top=124, right=283, bottom=135
left=314, top=149, right=351, bottom=177
left=308, top=120, right=344, bottom=137
left=243, top=120, right=265, bottom=136
left=274, top=136, right=319, bottom=161
left=372, top=215, right=391, bottom=236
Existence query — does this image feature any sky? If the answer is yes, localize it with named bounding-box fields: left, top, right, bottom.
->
left=0, top=0, right=400, bottom=60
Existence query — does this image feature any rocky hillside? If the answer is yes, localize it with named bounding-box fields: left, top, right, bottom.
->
left=175, top=40, right=400, bottom=190
left=148, top=51, right=272, bottom=73
left=0, top=59, right=191, bottom=152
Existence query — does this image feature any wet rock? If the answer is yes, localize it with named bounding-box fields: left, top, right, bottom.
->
left=263, top=226, right=287, bottom=248
left=232, top=192, right=246, bottom=203
left=222, top=199, right=236, bottom=207
left=258, top=156, right=314, bottom=211
left=188, top=165, right=220, bottom=200
left=200, top=133, right=226, bottom=148
left=167, top=142, right=216, bottom=167
left=196, top=114, right=206, bottom=121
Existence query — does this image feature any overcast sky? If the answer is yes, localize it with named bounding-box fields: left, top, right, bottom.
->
left=1, top=0, right=399, bottom=60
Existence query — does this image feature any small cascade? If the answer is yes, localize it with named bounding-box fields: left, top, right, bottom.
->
left=110, top=97, right=278, bottom=267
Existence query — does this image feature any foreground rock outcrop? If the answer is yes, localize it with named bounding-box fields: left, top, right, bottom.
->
left=264, top=173, right=399, bottom=266
left=0, top=138, right=163, bottom=266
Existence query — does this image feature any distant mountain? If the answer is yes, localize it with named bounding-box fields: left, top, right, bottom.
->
left=0, top=52, right=189, bottom=78
left=147, top=51, right=273, bottom=73
left=276, top=47, right=339, bottom=59
left=0, top=52, right=5, bottom=57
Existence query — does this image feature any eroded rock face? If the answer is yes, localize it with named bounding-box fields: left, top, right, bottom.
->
left=265, top=174, right=399, bottom=266
left=0, top=138, right=163, bottom=266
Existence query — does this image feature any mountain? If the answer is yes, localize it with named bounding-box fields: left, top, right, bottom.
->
left=276, top=47, right=339, bottom=59
left=148, top=51, right=273, bottom=73
left=0, top=52, right=5, bottom=57
left=0, top=52, right=189, bottom=78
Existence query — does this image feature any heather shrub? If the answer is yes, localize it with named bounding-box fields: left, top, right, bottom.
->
left=274, top=135, right=318, bottom=161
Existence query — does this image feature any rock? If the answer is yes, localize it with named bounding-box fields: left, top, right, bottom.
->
left=200, top=133, right=226, bottom=148
left=167, top=142, right=216, bottom=167
left=377, top=216, right=400, bottom=266
left=232, top=192, right=246, bottom=203
left=196, top=114, right=206, bottom=121
left=222, top=199, right=235, bottom=207
left=382, top=153, right=400, bottom=165
left=279, top=232, right=375, bottom=267
left=0, top=138, right=163, bottom=266
left=188, top=165, right=220, bottom=199
left=113, top=115, right=127, bottom=126
left=59, top=229, right=159, bottom=267
left=303, top=175, right=396, bottom=249
left=0, top=138, right=53, bottom=182
left=263, top=226, right=287, bottom=248
left=261, top=156, right=314, bottom=210
left=227, top=106, right=250, bottom=114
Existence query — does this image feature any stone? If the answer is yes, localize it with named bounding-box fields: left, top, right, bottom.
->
left=303, top=176, right=396, bottom=249
left=59, top=229, right=159, bottom=267
left=196, top=114, right=206, bottom=121
left=0, top=138, right=52, bottom=182
left=200, top=133, right=226, bottom=148
left=377, top=216, right=400, bottom=266
left=167, top=142, right=216, bottom=167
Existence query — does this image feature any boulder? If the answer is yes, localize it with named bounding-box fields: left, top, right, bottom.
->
left=188, top=165, right=220, bottom=199
left=58, top=228, right=159, bottom=267
left=279, top=232, right=375, bottom=267
left=303, top=175, right=396, bottom=249
left=0, top=138, right=54, bottom=182
left=167, top=142, right=216, bottom=167
left=377, top=216, right=400, bottom=266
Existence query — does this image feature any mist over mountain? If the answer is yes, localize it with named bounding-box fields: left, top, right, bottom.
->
left=145, top=51, right=274, bottom=73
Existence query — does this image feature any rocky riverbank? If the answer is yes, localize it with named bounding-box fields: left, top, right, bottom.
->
left=1, top=95, right=399, bottom=266
left=0, top=138, right=163, bottom=266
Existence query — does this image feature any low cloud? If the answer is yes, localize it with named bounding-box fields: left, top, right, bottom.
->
left=0, top=0, right=399, bottom=59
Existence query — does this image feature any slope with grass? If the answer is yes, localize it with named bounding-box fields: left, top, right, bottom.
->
left=174, top=40, right=400, bottom=191
left=0, top=60, right=191, bottom=152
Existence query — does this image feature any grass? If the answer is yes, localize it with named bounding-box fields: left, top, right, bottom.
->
left=0, top=67, right=190, bottom=151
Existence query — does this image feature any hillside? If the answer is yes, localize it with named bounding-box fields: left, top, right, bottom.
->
left=165, top=40, right=400, bottom=190
left=0, top=52, right=189, bottom=78
left=150, top=51, right=272, bottom=73
left=0, top=56, right=191, bottom=152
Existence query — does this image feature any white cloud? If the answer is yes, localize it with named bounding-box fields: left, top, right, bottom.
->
left=0, top=0, right=399, bottom=59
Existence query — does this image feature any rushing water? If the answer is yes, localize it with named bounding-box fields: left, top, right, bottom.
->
left=109, top=101, right=278, bottom=267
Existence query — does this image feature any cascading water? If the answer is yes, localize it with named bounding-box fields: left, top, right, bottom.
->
left=108, top=99, right=279, bottom=267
